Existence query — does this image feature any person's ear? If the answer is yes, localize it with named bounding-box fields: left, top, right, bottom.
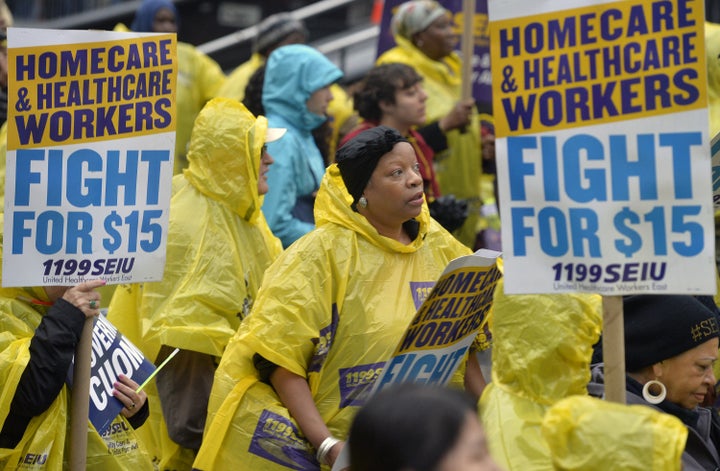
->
left=651, top=362, right=664, bottom=379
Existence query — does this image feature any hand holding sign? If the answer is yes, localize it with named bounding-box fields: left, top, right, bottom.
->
left=113, top=374, right=147, bottom=419
left=58, top=279, right=105, bottom=318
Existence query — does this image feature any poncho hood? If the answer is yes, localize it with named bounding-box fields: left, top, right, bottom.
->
left=183, top=98, right=267, bottom=224
left=490, top=274, right=603, bottom=403
left=262, top=44, right=343, bottom=132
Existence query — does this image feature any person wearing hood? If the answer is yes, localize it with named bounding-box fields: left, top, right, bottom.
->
left=480, top=274, right=602, bottom=470
left=193, top=126, right=475, bottom=470
left=376, top=1, right=489, bottom=249
left=541, top=395, right=687, bottom=470
left=0, top=271, right=152, bottom=469
left=129, top=0, right=226, bottom=175
left=107, top=98, right=284, bottom=469
left=260, top=44, right=343, bottom=248
left=589, top=295, right=720, bottom=471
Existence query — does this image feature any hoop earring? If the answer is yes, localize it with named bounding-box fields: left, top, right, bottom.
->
left=358, top=196, right=368, bottom=209
left=642, top=380, right=667, bottom=404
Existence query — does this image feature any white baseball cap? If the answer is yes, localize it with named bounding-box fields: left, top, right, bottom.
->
left=265, top=127, right=287, bottom=143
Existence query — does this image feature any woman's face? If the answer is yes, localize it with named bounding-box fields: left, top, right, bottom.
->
left=306, top=86, right=333, bottom=116
left=382, top=82, right=427, bottom=128
left=361, top=141, right=424, bottom=227
left=153, top=8, right=178, bottom=33
left=257, top=145, right=274, bottom=196
left=414, top=13, right=457, bottom=60
left=436, top=413, right=501, bottom=471
left=657, top=337, right=718, bottom=409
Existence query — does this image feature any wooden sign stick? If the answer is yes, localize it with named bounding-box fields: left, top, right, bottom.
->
left=461, top=0, right=475, bottom=101
left=602, top=295, right=626, bottom=404
left=69, top=317, right=94, bottom=470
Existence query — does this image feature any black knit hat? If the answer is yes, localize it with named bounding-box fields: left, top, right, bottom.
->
left=624, top=295, right=720, bottom=371
left=336, top=126, right=408, bottom=211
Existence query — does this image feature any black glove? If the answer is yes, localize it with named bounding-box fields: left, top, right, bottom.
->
left=429, top=195, right=468, bottom=233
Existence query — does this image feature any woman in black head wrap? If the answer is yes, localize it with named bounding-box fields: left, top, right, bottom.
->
left=335, top=126, right=423, bottom=243
left=195, top=126, right=481, bottom=469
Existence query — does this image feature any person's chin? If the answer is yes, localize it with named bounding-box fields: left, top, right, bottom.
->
left=406, top=203, right=423, bottom=219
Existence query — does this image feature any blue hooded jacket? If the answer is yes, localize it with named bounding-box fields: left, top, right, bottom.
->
left=261, top=44, right=343, bottom=248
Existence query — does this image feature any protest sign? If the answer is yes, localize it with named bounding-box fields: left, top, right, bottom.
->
left=66, top=314, right=155, bottom=435
left=332, top=249, right=501, bottom=470
left=376, top=0, right=492, bottom=107
left=371, top=249, right=500, bottom=393
left=3, top=28, right=176, bottom=287
left=489, top=0, right=715, bottom=295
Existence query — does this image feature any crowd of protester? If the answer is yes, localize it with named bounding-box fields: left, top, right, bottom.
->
left=1, top=0, right=720, bottom=470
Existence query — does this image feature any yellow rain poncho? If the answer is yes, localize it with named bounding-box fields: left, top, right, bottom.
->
left=542, top=395, right=686, bottom=470
left=107, top=98, right=281, bottom=469
left=172, top=43, right=226, bottom=175
left=377, top=35, right=485, bottom=247
left=194, top=163, right=471, bottom=470
left=706, top=21, right=720, bottom=137
left=0, top=256, right=152, bottom=469
left=479, top=276, right=602, bottom=470
left=325, top=84, right=357, bottom=160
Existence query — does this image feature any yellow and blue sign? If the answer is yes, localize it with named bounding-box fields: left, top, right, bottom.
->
left=490, top=0, right=715, bottom=295
left=3, top=28, right=177, bottom=287
left=372, top=251, right=501, bottom=393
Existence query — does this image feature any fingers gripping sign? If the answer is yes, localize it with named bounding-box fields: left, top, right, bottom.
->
left=61, top=279, right=106, bottom=317
left=113, top=374, right=147, bottom=418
